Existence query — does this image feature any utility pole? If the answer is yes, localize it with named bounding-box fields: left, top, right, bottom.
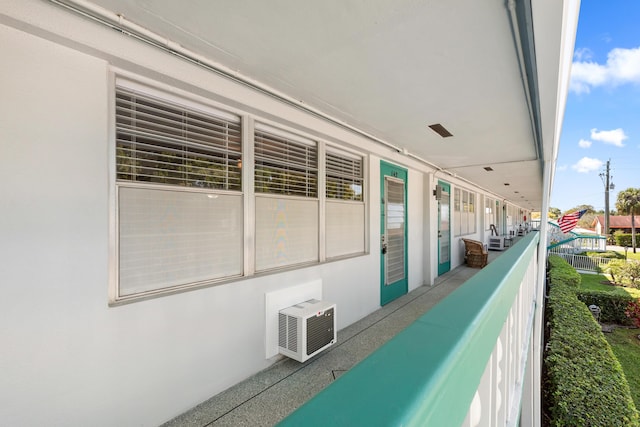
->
left=605, top=160, right=610, bottom=238
left=600, top=160, right=613, bottom=241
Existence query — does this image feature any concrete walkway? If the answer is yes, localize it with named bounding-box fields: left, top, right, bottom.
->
left=163, top=250, right=504, bottom=426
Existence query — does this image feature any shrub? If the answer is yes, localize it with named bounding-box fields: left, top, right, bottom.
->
left=620, top=261, right=640, bottom=288
left=548, top=255, right=581, bottom=288
left=607, top=260, right=640, bottom=288
left=607, top=259, right=627, bottom=285
left=614, top=232, right=640, bottom=248
left=625, top=301, right=640, bottom=328
left=575, top=290, right=635, bottom=326
left=545, top=255, right=639, bottom=426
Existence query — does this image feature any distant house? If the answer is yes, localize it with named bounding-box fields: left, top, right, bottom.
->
left=592, top=215, right=638, bottom=235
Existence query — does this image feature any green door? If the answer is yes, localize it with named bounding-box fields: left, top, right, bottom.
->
left=437, top=181, right=451, bottom=275
left=380, top=161, right=408, bottom=306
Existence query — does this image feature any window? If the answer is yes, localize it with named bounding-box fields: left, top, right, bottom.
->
left=254, top=125, right=317, bottom=197
left=468, top=192, right=476, bottom=234
left=116, top=86, right=242, bottom=190
left=326, top=150, right=363, bottom=201
left=454, top=188, right=461, bottom=236
left=112, top=78, right=368, bottom=302
left=254, top=124, right=319, bottom=271
left=115, top=81, right=243, bottom=298
left=454, top=187, right=477, bottom=236
left=485, top=197, right=496, bottom=230
left=325, top=148, right=365, bottom=258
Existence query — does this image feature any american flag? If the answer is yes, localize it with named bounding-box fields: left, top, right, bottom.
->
left=558, top=209, right=587, bottom=233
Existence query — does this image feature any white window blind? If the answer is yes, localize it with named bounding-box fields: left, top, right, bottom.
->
left=325, top=148, right=365, bottom=258
left=469, top=192, right=476, bottom=233
left=454, top=188, right=462, bottom=236
left=454, top=188, right=476, bottom=236
left=326, top=150, right=363, bottom=201
left=326, top=201, right=365, bottom=258
left=254, top=125, right=317, bottom=197
left=116, top=86, right=242, bottom=190
left=385, top=178, right=406, bottom=284
left=255, top=196, right=319, bottom=271
left=118, top=187, right=243, bottom=296
left=485, top=198, right=495, bottom=230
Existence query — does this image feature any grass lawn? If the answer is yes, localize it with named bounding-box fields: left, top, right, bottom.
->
left=579, top=273, right=640, bottom=298
left=605, top=328, right=640, bottom=409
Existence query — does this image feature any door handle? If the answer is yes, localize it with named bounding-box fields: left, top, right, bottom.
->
left=381, top=235, right=387, bottom=255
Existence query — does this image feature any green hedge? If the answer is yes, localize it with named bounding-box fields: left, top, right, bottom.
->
left=614, top=233, right=640, bottom=248
left=545, top=255, right=639, bottom=426
left=576, top=290, right=635, bottom=326
left=548, top=254, right=581, bottom=288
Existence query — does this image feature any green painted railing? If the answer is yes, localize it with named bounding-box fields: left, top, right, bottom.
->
left=279, top=233, right=540, bottom=426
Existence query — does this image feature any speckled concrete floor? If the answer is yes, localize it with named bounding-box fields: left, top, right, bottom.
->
left=163, top=250, right=503, bottom=427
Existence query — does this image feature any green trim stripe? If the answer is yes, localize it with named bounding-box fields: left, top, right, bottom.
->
left=279, top=233, right=540, bottom=426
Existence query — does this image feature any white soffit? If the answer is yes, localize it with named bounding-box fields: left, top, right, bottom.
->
left=63, top=0, right=573, bottom=208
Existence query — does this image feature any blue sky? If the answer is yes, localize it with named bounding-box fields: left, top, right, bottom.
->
left=551, top=0, right=640, bottom=214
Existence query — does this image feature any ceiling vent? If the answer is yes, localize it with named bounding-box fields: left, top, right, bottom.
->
left=428, top=123, right=453, bottom=138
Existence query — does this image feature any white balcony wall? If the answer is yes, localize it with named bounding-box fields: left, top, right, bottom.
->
left=463, top=244, right=540, bottom=426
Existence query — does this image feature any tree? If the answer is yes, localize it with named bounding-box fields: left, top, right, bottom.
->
left=616, top=188, right=640, bottom=253
left=578, top=212, right=596, bottom=230
left=562, top=205, right=597, bottom=229
left=548, top=207, right=561, bottom=219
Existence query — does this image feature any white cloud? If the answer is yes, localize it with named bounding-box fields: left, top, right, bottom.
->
left=590, top=128, right=627, bottom=147
left=570, top=46, right=640, bottom=94
left=556, top=164, right=568, bottom=172
left=578, top=139, right=592, bottom=148
left=573, top=47, right=594, bottom=62
left=572, top=157, right=603, bottom=173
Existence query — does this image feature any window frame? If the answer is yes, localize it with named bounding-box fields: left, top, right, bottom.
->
left=111, top=77, right=245, bottom=303
left=109, top=75, right=369, bottom=305
left=324, top=146, right=367, bottom=259
left=454, top=187, right=477, bottom=237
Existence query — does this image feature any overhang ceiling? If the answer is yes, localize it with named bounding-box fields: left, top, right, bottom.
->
left=79, top=0, right=570, bottom=210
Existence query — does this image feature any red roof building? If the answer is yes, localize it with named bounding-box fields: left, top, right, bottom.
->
left=592, top=215, right=638, bottom=235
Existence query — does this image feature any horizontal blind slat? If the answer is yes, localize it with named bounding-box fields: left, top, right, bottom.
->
left=254, top=128, right=317, bottom=198
left=116, top=86, right=242, bottom=191
left=325, top=151, right=363, bottom=201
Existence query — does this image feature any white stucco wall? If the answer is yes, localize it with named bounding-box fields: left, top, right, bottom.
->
left=0, top=8, right=437, bottom=425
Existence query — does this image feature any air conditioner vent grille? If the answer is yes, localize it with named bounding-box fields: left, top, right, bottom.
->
left=288, top=316, right=298, bottom=352
left=278, top=313, right=287, bottom=348
left=279, top=313, right=298, bottom=352
left=306, top=307, right=335, bottom=355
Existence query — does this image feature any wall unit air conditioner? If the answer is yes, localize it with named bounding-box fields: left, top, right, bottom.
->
left=488, top=236, right=505, bottom=251
left=278, top=299, right=336, bottom=362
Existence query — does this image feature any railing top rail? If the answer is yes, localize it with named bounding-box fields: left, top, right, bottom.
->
left=279, top=233, right=540, bottom=427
